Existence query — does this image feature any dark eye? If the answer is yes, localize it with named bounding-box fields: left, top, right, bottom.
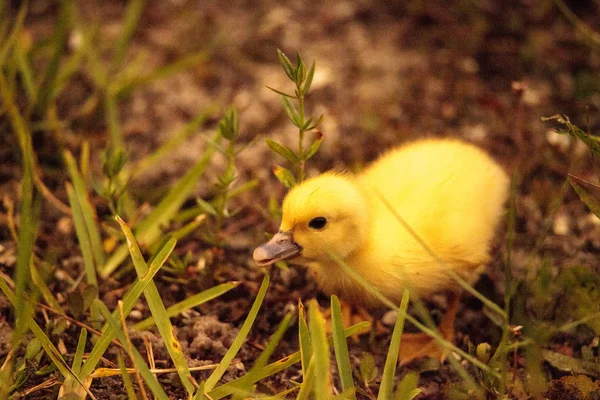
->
left=308, top=217, right=327, bottom=230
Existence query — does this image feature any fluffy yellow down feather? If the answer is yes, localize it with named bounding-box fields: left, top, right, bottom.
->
left=254, top=138, right=509, bottom=308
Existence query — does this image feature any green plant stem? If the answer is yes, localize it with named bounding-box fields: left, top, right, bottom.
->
left=297, top=91, right=306, bottom=182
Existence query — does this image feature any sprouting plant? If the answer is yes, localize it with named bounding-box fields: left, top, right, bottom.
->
left=542, top=114, right=600, bottom=218
left=93, top=147, right=130, bottom=217
left=267, top=49, right=324, bottom=187
left=196, top=105, right=258, bottom=245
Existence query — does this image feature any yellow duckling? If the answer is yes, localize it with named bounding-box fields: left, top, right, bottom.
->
left=254, top=138, right=509, bottom=362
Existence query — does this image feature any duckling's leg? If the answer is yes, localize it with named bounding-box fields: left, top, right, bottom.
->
left=398, top=291, right=459, bottom=365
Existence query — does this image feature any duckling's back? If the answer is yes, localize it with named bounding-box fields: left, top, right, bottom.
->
left=355, top=138, right=509, bottom=298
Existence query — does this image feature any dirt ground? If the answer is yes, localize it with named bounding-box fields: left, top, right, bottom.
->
left=1, top=0, right=600, bottom=399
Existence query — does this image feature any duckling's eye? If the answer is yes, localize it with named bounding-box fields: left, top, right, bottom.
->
left=308, top=217, right=327, bottom=230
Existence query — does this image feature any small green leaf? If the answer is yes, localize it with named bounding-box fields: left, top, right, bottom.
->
left=296, top=57, right=306, bottom=85
left=265, top=139, right=300, bottom=163
left=542, top=350, right=600, bottom=375
left=273, top=165, right=297, bottom=189
left=304, top=131, right=324, bottom=160
left=303, top=60, right=316, bottom=95
left=218, top=105, right=239, bottom=140
left=25, top=338, right=42, bottom=360
left=570, top=179, right=600, bottom=219
left=196, top=198, right=218, bottom=216
left=281, top=96, right=301, bottom=127
left=265, top=85, right=296, bottom=99
left=306, top=114, right=325, bottom=131
left=277, top=49, right=296, bottom=81
left=359, top=353, right=378, bottom=384
left=394, top=372, right=421, bottom=400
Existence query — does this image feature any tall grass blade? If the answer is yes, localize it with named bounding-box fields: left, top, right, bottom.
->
left=64, top=150, right=105, bottom=270
left=203, top=274, right=270, bottom=392
left=298, top=301, right=311, bottom=376
left=117, top=352, right=138, bottom=400
left=79, top=236, right=175, bottom=380
left=67, top=183, right=98, bottom=286
left=102, top=133, right=220, bottom=277
left=96, top=300, right=170, bottom=400
left=116, top=216, right=195, bottom=395
left=570, top=179, right=600, bottom=218
left=207, top=322, right=370, bottom=399
left=112, top=0, right=145, bottom=70
left=309, top=300, right=332, bottom=400
left=125, top=106, right=216, bottom=180
left=230, top=311, right=294, bottom=400
left=115, top=51, right=208, bottom=97
left=326, top=250, right=498, bottom=378
left=330, top=295, right=356, bottom=399
left=35, top=0, right=71, bottom=113
left=133, top=281, right=240, bottom=331
left=0, top=2, right=27, bottom=68
left=0, top=277, right=96, bottom=399
left=373, top=189, right=507, bottom=320
left=0, top=69, right=36, bottom=341
left=378, top=289, right=410, bottom=399
left=296, top=358, right=315, bottom=400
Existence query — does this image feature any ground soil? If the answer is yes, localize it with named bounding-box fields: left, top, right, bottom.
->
left=1, top=0, right=600, bottom=399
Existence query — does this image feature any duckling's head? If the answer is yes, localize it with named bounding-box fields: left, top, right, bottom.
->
left=253, top=173, right=369, bottom=267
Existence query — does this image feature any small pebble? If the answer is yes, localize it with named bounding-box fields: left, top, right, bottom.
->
left=381, top=310, right=398, bottom=327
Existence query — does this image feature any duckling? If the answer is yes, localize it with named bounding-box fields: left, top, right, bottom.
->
left=254, top=138, right=509, bottom=362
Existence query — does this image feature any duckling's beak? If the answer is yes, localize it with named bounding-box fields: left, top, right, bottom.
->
left=253, top=231, right=302, bottom=266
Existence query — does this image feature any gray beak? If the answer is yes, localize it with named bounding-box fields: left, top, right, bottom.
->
left=253, top=231, right=302, bottom=266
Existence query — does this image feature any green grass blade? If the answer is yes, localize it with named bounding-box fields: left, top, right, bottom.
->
left=0, top=2, right=27, bottom=68
left=31, top=262, right=64, bottom=314
left=262, top=384, right=300, bottom=399
left=13, top=38, right=37, bottom=104
left=378, top=289, right=410, bottom=399
left=570, top=179, right=600, bottom=218
left=124, top=106, right=216, bottom=180
left=72, top=328, right=87, bottom=375
left=0, top=277, right=96, bottom=399
left=1, top=69, right=36, bottom=341
left=250, top=311, right=294, bottom=372
left=35, top=0, right=71, bottom=113
left=309, top=300, right=331, bottom=400
left=132, top=281, right=240, bottom=331
left=330, top=295, right=355, bottom=399
left=296, top=358, right=315, bottom=400
left=117, top=352, right=138, bottom=400
left=326, top=250, right=498, bottom=379
left=64, top=150, right=105, bottom=270
left=394, top=372, right=421, bottom=400
left=115, top=216, right=195, bottom=395
left=112, top=0, right=145, bottom=70
left=66, top=183, right=98, bottom=286
left=79, top=236, right=175, bottom=380
left=96, top=300, right=169, bottom=400
left=102, top=133, right=220, bottom=277
left=208, top=322, right=371, bottom=399
left=115, top=51, right=208, bottom=97
left=231, top=311, right=294, bottom=400
left=203, top=274, right=270, bottom=392
left=298, top=301, right=311, bottom=376
left=105, top=93, right=125, bottom=153
left=373, top=189, right=507, bottom=320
